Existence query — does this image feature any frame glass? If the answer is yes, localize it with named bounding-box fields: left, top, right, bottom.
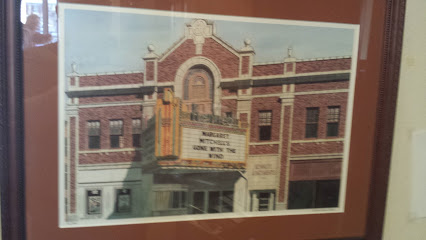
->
left=58, top=4, right=359, bottom=227
left=0, top=0, right=406, bottom=239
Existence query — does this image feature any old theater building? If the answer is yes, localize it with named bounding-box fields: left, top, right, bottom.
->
left=64, top=19, right=352, bottom=223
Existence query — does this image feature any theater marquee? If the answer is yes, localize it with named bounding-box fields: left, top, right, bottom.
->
left=181, top=128, right=247, bottom=162
left=145, top=88, right=248, bottom=170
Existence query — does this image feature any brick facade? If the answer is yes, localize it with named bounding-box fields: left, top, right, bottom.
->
left=242, top=56, right=250, bottom=75
left=78, top=72, right=143, bottom=87
left=250, top=97, right=282, bottom=142
left=292, top=93, right=348, bottom=140
left=157, top=38, right=240, bottom=83
left=64, top=19, right=353, bottom=218
left=69, top=117, right=76, bottom=213
left=145, top=62, right=155, bottom=81
left=249, top=144, right=279, bottom=155
left=296, top=58, right=351, bottom=74
left=79, top=151, right=141, bottom=164
left=278, top=105, right=292, bottom=202
left=289, top=159, right=341, bottom=181
left=79, top=95, right=143, bottom=104
left=222, top=88, right=237, bottom=96
left=78, top=106, right=143, bottom=152
left=253, top=63, right=284, bottom=76
left=295, top=81, right=349, bottom=92
left=291, top=141, right=344, bottom=155
left=252, top=85, right=282, bottom=95
left=221, top=99, right=237, bottom=116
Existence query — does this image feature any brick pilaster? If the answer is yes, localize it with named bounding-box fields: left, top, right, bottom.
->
left=276, top=84, right=295, bottom=209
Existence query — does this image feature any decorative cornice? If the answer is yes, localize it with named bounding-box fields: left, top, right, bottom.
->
left=66, top=71, right=144, bottom=78
left=253, top=56, right=352, bottom=66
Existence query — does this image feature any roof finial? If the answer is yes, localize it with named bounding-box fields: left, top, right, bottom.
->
left=244, top=38, right=251, bottom=47
left=287, top=47, right=293, bottom=58
left=71, top=62, right=78, bottom=74
left=147, top=44, right=155, bottom=53
left=143, top=44, right=158, bottom=60
left=240, top=38, right=254, bottom=52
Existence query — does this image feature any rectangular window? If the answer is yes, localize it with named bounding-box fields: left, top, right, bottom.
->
left=259, top=110, right=272, bottom=140
left=87, top=190, right=102, bottom=215
left=192, top=191, right=205, bottom=214
left=191, top=190, right=234, bottom=214
left=225, top=112, right=232, bottom=118
left=288, top=180, right=340, bottom=209
left=327, top=106, right=340, bottom=137
left=154, top=191, right=187, bottom=211
left=251, top=191, right=275, bottom=211
left=115, top=189, right=131, bottom=213
left=132, top=118, right=142, bottom=147
left=87, top=121, right=100, bottom=149
left=287, top=181, right=315, bottom=209
left=171, top=191, right=187, bottom=209
left=110, top=120, right=123, bottom=148
left=258, top=192, right=272, bottom=211
left=221, top=191, right=234, bottom=213
left=208, top=191, right=220, bottom=213
left=305, top=108, right=319, bottom=138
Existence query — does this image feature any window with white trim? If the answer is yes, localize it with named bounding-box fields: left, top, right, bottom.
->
left=259, top=110, right=272, bottom=140
left=191, top=190, right=233, bottom=214
left=305, top=107, right=319, bottom=138
left=115, top=188, right=131, bottom=213
left=87, top=121, right=100, bottom=149
left=87, top=189, right=102, bottom=215
left=109, top=120, right=123, bottom=148
left=326, top=106, right=340, bottom=137
left=132, top=118, right=142, bottom=147
left=154, top=191, right=187, bottom=210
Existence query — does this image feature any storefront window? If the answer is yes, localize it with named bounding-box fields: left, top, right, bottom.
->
left=288, top=180, right=340, bottom=209
left=191, top=191, right=234, bottom=214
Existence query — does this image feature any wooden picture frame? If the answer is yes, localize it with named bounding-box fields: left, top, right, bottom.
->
left=0, top=0, right=406, bottom=239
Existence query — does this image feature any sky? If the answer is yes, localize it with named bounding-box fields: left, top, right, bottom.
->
left=64, top=8, right=357, bottom=75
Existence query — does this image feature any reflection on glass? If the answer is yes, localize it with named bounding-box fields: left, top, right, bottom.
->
left=288, top=180, right=340, bottom=209
left=192, top=192, right=205, bottom=214
left=21, top=0, right=58, bottom=48
left=208, top=191, right=220, bottom=213
left=221, top=191, right=233, bottom=213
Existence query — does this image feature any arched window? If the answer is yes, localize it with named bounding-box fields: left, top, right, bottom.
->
left=190, top=76, right=206, bottom=99
left=183, top=66, right=214, bottom=114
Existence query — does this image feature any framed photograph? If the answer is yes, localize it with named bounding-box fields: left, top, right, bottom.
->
left=58, top=4, right=359, bottom=227
left=1, top=0, right=406, bottom=239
